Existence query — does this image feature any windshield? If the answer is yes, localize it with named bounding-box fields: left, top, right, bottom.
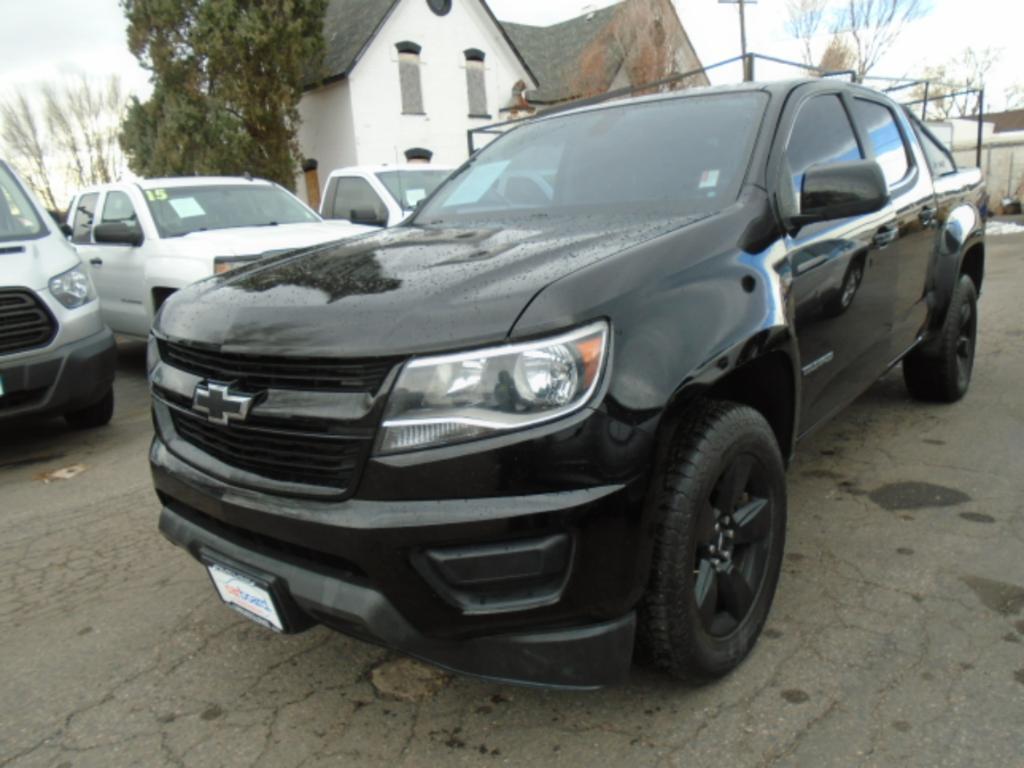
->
left=417, top=92, right=767, bottom=225
left=142, top=184, right=320, bottom=237
left=376, top=169, right=451, bottom=210
left=0, top=163, right=46, bottom=242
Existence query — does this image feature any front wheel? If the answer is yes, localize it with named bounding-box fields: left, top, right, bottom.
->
left=638, top=400, right=787, bottom=681
left=64, top=387, right=114, bottom=429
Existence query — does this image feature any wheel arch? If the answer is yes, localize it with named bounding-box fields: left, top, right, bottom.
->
left=654, top=338, right=799, bottom=471
left=960, top=240, right=984, bottom=294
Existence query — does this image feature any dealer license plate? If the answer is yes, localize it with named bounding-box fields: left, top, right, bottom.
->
left=207, top=564, right=283, bottom=631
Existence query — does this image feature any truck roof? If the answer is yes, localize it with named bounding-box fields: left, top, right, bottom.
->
left=524, top=78, right=882, bottom=126
left=72, top=176, right=277, bottom=197
left=325, top=165, right=453, bottom=178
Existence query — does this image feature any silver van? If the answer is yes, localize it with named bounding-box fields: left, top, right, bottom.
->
left=1, top=160, right=116, bottom=428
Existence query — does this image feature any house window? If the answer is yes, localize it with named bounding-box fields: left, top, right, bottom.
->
left=396, top=41, right=424, bottom=115
left=404, top=147, right=433, bottom=163
left=464, top=49, right=488, bottom=118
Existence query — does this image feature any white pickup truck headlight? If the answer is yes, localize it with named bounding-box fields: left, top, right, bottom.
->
left=378, top=321, right=609, bottom=453
left=48, top=265, right=95, bottom=309
left=214, top=256, right=258, bottom=275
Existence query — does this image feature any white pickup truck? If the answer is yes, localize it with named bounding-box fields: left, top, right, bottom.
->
left=66, top=176, right=372, bottom=338
left=320, top=165, right=452, bottom=227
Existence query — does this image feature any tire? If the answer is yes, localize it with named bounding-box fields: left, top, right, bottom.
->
left=64, top=387, right=114, bottom=429
left=638, top=400, right=787, bottom=682
left=903, top=274, right=978, bottom=403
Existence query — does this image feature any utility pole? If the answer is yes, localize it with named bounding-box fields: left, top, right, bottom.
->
left=719, top=0, right=757, bottom=81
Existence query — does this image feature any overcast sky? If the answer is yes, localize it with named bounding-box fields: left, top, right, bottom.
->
left=0, top=0, right=1019, bottom=108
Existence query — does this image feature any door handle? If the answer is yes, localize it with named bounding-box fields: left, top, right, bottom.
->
left=873, top=223, right=899, bottom=248
left=920, top=206, right=938, bottom=227
left=89, top=257, right=103, bottom=266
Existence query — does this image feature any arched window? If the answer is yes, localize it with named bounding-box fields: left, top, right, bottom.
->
left=404, top=147, right=433, bottom=163
left=464, top=49, right=488, bottom=118
left=396, top=41, right=424, bottom=115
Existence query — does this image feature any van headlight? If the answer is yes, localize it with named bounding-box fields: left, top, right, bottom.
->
left=48, top=265, right=95, bottom=309
left=377, top=321, right=609, bottom=453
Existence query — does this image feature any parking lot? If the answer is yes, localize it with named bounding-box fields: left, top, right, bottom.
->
left=1, top=232, right=1022, bottom=768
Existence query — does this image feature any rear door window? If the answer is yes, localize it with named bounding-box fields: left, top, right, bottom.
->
left=786, top=95, right=863, bottom=196
left=851, top=98, right=912, bottom=187
left=912, top=120, right=957, bottom=177
left=71, top=193, right=99, bottom=244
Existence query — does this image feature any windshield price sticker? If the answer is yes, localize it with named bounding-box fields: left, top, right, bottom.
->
left=144, top=189, right=169, bottom=201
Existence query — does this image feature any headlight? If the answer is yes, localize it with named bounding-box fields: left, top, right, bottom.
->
left=378, top=320, right=609, bottom=453
left=214, top=256, right=257, bottom=275
left=48, top=265, right=95, bottom=309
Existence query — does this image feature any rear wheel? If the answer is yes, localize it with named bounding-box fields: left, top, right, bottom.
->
left=638, top=400, right=787, bottom=681
left=903, top=274, right=977, bottom=402
left=64, top=387, right=114, bottom=429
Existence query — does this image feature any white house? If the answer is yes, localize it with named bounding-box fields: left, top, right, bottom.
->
left=294, top=0, right=705, bottom=203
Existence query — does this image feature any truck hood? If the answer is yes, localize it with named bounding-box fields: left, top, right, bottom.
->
left=157, top=214, right=701, bottom=357
left=2, top=235, right=80, bottom=291
left=166, top=221, right=376, bottom=259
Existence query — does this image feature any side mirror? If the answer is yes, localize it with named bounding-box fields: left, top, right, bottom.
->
left=60, top=223, right=73, bottom=238
left=791, top=160, right=889, bottom=230
left=93, top=221, right=144, bottom=247
left=349, top=208, right=388, bottom=228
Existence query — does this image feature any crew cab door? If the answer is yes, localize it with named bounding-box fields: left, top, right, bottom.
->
left=782, top=92, right=898, bottom=432
left=848, top=96, right=937, bottom=355
left=88, top=190, right=150, bottom=337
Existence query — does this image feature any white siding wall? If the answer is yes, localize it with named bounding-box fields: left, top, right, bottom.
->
left=296, top=0, right=533, bottom=198
left=295, top=79, right=357, bottom=201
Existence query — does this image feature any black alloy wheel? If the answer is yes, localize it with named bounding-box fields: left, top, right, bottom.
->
left=954, top=297, right=976, bottom=392
left=903, top=273, right=978, bottom=402
left=693, top=453, right=774, bottom=638
left=639, top=400, right=787, bottom=681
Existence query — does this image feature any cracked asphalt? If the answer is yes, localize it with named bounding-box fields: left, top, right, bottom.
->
left=3, top=234, right=1023, bottom=768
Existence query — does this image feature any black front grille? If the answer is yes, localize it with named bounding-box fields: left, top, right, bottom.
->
left=170, top=407, right=368, bottom=490
left=158, top=340, right=399, bottom=393
left=0, top=290, right=56, bottom=354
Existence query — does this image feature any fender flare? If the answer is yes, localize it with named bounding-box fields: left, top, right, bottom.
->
left=925, top=203, right=984, bottom=345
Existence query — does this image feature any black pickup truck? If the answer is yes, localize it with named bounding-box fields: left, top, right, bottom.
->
left=148, top=79, right=984, bottom=688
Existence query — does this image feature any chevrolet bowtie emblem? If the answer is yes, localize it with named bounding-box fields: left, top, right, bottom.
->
left=192, top=382, right=256, bottom=425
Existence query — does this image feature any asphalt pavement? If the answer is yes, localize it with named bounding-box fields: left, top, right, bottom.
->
left=2, top=233, right=1023, bottom=768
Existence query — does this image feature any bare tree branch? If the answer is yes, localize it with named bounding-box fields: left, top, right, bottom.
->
left=785, top=0, right=828, bottom=67
left=832, top=0, right=925, bottom=80
left=912, top=48, right=999, bottom=119
left=0, top=92, right=58, bottom=211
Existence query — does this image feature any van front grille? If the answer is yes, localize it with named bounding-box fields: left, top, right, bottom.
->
left=0, top=290, right=56, bottom=354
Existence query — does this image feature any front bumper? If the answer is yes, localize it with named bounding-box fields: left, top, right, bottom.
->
left=159, top=498, right=636, bottom=688
left=151, top=406, right=657, bottom=688
left=0, top=327, right=116, bottom=421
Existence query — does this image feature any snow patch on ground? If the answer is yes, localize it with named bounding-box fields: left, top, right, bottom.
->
left=986, top=221, right=1024, bottom=236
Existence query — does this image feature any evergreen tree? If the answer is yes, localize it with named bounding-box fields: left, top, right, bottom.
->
left=120, top=0, right=327, bottom=189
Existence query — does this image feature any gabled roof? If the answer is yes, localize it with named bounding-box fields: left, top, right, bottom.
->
left=310, top=0, right=538, bottom=88
left=318, top=0, right=396, bottom=85
left=502, top=4, right=624, bottom=104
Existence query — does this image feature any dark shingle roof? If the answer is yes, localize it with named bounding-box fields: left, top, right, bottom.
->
left=314, top=0, right=399, bottom=85
left=309, top=0, right=538, bottom=89
left=502, top=4, right=624, bottom=104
